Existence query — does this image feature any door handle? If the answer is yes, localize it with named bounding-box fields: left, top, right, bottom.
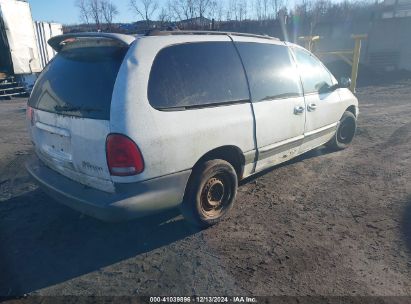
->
left=307, top=103, right=317, bottom=112
left=294, top=106, right=305, bottom=115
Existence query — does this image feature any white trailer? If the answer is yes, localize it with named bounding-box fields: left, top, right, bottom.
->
left=34, top=21, right=63, bottom=70
left=0, top=0, right=41, bottom=74
left=0, top=0, right=62, bottom=97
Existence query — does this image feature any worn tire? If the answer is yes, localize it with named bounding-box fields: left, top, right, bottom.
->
left=327, top=111, right=357, bottom=150
left=181, top=159, right=238, bottom=228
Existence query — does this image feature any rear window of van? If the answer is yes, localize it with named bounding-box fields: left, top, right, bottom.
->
left=29, top=46, right=127, bottom=120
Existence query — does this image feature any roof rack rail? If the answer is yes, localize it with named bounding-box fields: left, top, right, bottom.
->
left=145, top=30, right=279, bottom=41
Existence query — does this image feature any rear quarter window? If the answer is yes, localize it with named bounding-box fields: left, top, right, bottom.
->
left=148, top=42, right=250, bottom=110
left=29, top=46, right=127, bottom=120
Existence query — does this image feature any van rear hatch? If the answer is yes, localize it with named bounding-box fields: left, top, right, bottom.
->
left=27, top=35, right=132, bottom=192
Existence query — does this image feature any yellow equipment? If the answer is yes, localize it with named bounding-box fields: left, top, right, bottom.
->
left=299, top=34, right=367, bottom=93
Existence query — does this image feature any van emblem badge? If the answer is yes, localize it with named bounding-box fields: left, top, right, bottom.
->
left=82, top=161, right=103, bottom=173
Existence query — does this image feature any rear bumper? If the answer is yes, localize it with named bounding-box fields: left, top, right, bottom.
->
left=26, top=155, right=191, bottom=222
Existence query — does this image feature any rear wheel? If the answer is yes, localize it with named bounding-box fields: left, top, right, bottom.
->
left=327, top=111, right=357, bottom=150
left=181, top=159, right=238, bottom=228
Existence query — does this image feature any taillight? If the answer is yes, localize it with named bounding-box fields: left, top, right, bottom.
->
left=106, top=134, right=144, bottom=176
left=26, top=106, right=34, bottom=126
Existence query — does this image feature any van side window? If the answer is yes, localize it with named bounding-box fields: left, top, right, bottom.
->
left=148, top=42, right=249, bottom=110
left=235, top=42, right=302, bottom=102
left=292, top=47, right=335, bottom=94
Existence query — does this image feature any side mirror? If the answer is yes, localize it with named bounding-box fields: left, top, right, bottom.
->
left=339, top=77, right=351, bottom=89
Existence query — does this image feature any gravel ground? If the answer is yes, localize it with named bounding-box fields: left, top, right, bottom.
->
left=0, top=80, right=410, bottom=298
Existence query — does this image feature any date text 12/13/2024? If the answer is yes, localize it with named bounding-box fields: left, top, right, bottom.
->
left=149, top=297, right=258, bottom=303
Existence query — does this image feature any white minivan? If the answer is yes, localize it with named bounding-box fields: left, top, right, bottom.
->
left=26, top=31, right=358, bottom=227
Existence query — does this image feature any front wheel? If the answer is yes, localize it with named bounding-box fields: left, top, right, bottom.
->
left=181, top=159, right=238, bottom=228
left=327, top=111, right=357, bottom=150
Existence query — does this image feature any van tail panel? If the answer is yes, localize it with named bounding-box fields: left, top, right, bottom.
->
left=27, top=35, right=132, bottom=192
left=31, top=108, right=115, bottom=193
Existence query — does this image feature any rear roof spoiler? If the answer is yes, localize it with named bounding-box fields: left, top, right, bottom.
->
left=48, top=32, right=136, bottom=52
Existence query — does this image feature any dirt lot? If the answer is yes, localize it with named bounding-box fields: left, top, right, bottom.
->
left=0, top=80, right=410, bottom=298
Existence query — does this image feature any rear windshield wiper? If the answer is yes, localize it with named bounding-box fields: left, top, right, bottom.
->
left=54, top=105, right=101, bottom=113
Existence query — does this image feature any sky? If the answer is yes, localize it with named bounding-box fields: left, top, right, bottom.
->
left=29, top=0, right=300, bottom=25
left=29, top=0, right=146, bottom=25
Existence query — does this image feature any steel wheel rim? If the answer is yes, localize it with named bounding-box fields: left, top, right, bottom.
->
left=200, top=174, right=231, bottom=218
